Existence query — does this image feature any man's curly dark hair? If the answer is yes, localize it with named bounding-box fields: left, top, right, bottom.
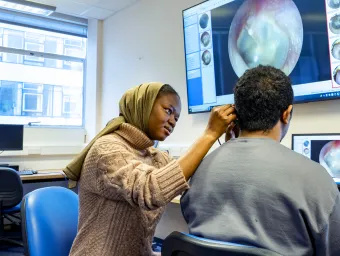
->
left=234, top=65, right=294, bottom=132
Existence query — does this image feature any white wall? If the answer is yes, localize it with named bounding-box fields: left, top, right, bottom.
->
left=101, top=0, right=340, bottom=238
left=85, top=19, right=103, bottom=142
left=101, top=0, right=209, bottom=147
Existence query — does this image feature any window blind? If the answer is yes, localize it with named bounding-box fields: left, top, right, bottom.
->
left=0, top=8, right=87, bottom=38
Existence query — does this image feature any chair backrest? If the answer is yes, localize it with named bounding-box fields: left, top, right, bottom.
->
left=0, top=167, right=23, bottom=209
left=162, top=232, right=281, bottom=256
left=21, top=187, right=79, bottom=256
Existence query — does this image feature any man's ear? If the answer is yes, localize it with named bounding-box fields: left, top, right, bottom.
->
left=281, top=105, right=293, bottom=124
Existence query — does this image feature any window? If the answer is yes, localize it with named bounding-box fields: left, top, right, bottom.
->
left=63, top=96, right=77, bottom=114
left=0, top=22, right=86, bottom=127
left=23, top=93, right=43, bottom=112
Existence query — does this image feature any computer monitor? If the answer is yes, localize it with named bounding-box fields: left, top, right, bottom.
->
left=292, top=133, right=340, bottom=182
left=0, top=124, right=24, bottom=151
left=183, top=0, right=337, bottom=114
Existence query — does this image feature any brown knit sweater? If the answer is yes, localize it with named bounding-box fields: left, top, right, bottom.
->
left=69, top=123, right=189, bottom=256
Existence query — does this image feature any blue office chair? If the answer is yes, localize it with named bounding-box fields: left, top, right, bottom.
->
left=162, top=232, right=281, bottom=256
left=0, top=167, right=23, bottom=246
left=21, top=187, right=79, bottom=256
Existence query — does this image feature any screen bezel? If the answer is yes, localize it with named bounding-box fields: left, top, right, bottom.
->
left=0, top=124, right=24, bottom=151
left=182, top=0, right=339, bottom=115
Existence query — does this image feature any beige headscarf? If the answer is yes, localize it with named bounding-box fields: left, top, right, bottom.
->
left=63, top=82, right=164, bottom=181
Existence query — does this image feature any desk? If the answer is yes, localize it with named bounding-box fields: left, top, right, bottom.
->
left=20, top=170, right=67, bottom=183
left=20, top=170, right=74, bottom=196
left=20, top=170, right=66, bottom=182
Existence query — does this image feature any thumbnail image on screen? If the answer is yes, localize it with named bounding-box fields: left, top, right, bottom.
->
left=183, top=0, right=337, bottom=114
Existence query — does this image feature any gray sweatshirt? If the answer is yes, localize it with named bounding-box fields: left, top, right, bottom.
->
left=181, top=138, right=340, bottom=256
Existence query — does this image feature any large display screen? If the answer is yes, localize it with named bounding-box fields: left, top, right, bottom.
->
left=183, top=0, right=339, bottom=113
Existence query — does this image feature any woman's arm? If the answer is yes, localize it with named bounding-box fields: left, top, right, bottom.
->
left=88, top=105, right=235, bottom=210
left=178, top=105, right=236, bottom=180
left=93, top=141, right=188, bottom=210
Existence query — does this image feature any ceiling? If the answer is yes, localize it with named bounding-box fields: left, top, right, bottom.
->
left=31, top=0, right=140, bottom=20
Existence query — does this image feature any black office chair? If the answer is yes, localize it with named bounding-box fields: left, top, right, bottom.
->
left=0, top=167, right=23, bottom=246
left=162, top=232, right=281, bottom=256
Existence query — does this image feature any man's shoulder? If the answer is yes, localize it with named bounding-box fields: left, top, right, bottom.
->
left=203, top=138, right=330, bottom=176
left=271, top=142, right=330, bottom=173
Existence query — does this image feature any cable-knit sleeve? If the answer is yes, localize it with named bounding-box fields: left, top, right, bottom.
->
left=94, top=142, right=189, bottom=210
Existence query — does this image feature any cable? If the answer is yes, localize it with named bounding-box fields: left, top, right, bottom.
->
left=218, top=138, right=222, bottom=145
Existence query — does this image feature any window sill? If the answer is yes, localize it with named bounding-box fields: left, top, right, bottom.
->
left=0, top=145, right=85, bottom=157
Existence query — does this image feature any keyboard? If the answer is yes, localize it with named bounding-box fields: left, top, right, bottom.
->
left=19, top=170, right=35, bottom=176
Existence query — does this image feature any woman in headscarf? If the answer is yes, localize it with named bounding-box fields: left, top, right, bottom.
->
left=67, top=82, right=237, bottom=256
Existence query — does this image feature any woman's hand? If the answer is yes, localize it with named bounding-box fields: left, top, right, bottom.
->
left=205, top=105, right=237, bottom=141
left=225, top=122, right=240, bottom=142
left=178, top=104, right=237, bottom=181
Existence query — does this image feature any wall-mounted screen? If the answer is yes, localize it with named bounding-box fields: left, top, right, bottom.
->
left=183, top=0, right=338, bottom=113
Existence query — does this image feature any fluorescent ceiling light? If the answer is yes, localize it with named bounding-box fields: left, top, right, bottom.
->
left=0, top=0, right=56, bottom=16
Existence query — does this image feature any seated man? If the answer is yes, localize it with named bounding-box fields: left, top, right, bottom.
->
left=181, top=65, right=340, bottom=255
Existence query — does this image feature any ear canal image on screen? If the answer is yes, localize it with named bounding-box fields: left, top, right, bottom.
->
left=328, top=0, right=340, bottom=9
left=332, top=39, right=340, bottom=60
left=201, top=31, right=211, bottom=47
left=333, top=65, right=340, bottom=85
left=202, top=50, right=212, bottom=65
left=330, top=14, right=340, bottom=34
left=228, top=0, right=303, bottom=77
left=319, top=141, right=340, bottom=178
left=199, top=13, right=209, bottom=29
